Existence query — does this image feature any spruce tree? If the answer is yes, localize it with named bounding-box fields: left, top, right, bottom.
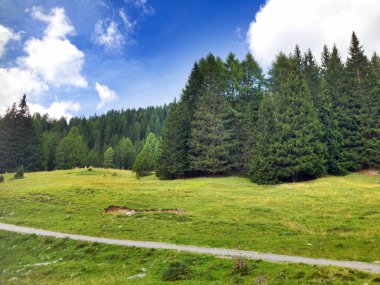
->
left=237, top=53, right=265, bottom=173
left=189, top=55, right=236, bottom=174
left=133, top=133, right=157, bottom=177
left=317, top=78, right=347, bottom=175
left=343, top=32, right=369, bottom=170
left=272, top=63, right=326, bottom=182
left=362, top=53, right=380, bottom=168
left=155, top=103, right=187, bottom=179
left=303, top=49, right=321, bottom=108
left=250, top=94, right=277, bottom=184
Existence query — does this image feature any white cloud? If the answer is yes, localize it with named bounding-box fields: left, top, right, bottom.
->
left=29, top=101, right=80, bottom=120
left=119, top=9, right=135, bottom=31
left=0, top=7, right=87, bottom=117
left=0, top=68, right=48, bottom=114
left=95, top=82, right=118, bottom=109
left=126, top=0, right=155, bottom=15
left=0, top=24, right=21, bottom=57
left=247, top=0, right=380, bottom=69
left=92, top=19, right=125, bottom=51
left=19, top=7, right=87, bottom=87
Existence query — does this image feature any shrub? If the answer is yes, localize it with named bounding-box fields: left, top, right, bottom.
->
left=14, top=165, right=24, bottom=179
left=0, top=175, right=4, bottom=182
left=162, top=260, right=192, bottom=281
left=231, top=257, right=250, bottom=276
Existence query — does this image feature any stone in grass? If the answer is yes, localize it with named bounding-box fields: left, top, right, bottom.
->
left=127, top=273, right=146, bottom=279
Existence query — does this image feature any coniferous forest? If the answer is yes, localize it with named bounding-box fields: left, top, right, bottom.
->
left=0, top=32, right=379, bottom=184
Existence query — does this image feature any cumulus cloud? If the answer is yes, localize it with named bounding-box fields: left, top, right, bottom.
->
left=92, top=19, right=125, bottom=51
left=0, top=24, right=21, bottom=57
left=0, top=7, right=85, bottom=117
left=95, top=82, right=118, bottom=109
left=247, top=0, right=380, bottom=69
left=29, top=101, right=80, bottom=120
left=19, top=7, right=87, bottom=87
left=0, top=68, right=48, bottom=114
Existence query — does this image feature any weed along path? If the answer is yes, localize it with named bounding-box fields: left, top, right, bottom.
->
left=1, top=223, right=380, bottom=274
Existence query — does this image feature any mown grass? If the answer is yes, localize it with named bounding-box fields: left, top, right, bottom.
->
left=1, top=231, right=379, bottom=284
left=0, top=169, right=379, bottom=262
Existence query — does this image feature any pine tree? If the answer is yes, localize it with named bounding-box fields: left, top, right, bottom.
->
left=303, top=49, right=321, bottom=108
left=189, top=55, right=236, bottom=174
left=272, top=64, right=326, bottom=182
left=104, top=146, right=115, bottom=168
left=155, top=103, right=187, bottom=179
left=317, top=78, right=347, bottom=175
left=362, top=53, right=380, bottom=168
left=343, top=32, right=369, bottom=170
left=177, top=62, right=203, bottom=174
left=250, top=95, right=277, bottom=184
left=236, top=53, right=265, bottom=173
left=133, top=133, right=157, bottom=177
left=55, top=127, right=88, bottom=169
left=0, top=95, right=44, bottom=172
left=268, top=52, right=294, bottom=93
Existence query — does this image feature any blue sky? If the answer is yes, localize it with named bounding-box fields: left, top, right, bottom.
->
left=1, top=0, right=378, bottom=119
left=0, top=0, right=263, bottom=118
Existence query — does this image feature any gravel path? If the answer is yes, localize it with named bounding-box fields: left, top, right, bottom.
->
left=1, top=222, right=379, bottom=274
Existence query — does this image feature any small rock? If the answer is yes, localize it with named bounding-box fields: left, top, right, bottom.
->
left=307, top=243, right=313, bottom=246
left=127, top=273, right=146, bottom=279
left=141, top=268, right=147, bottom=272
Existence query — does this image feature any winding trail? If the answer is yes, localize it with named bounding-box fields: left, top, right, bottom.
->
left=1, top=222, right=379, bottom=274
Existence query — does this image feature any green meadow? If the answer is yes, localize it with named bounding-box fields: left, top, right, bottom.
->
left=0, top=168, right=379, bottom=263
left=1, top=231, right=379, bottom=285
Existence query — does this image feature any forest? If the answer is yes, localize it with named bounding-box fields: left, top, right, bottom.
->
left=0, top=32, right=379, bottom=184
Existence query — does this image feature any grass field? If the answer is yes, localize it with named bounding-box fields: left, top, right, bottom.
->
left=0, top=168, right=379, bottom=265
left=1, top=231, right=380, bottom=284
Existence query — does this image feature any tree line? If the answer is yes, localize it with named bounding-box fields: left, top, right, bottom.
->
left=0, top=32, right=379, bottom=184
left=156, top=32, right=379, bottom=183
left=0, top=98, right=168, bottom=173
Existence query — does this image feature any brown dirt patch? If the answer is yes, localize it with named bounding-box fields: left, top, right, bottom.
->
left=105, top=206, right=185, bottom=216
left=359, top=169, right=379, bottom=177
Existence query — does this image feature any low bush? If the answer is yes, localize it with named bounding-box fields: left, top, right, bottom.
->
left=231, top=257, right=250, bottom=276
left=162, top=260, right=192, bottom=281
left=14, top=166, right=24, bottom=179
left=0, top=175, right=4, bottom=182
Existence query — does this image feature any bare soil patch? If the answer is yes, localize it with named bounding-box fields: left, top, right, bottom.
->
left=105, top=206, right=185, bottom=216
left=359, top=169, right=379, bottom=177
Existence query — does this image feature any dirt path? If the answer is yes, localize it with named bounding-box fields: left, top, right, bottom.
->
left=1, top=222, right=379, bottom=274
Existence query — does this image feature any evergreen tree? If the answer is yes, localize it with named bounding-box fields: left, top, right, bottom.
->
left=133, top=133, right=157, bottom=177
left=55, top=127, right=88, bottom=169
left=362, top=53, right=380, bottom=168
left=343, top=32, right=369, bottom=170
left=272, top=64, right=326, bottom=182
left=250, top=95, right=277, bottom=184
left=103, top=146, right=115, bottom=168
left=155, top=103, right=187, bottom=179
left=317, top=78, right=347, bottom=175
left=303, top=49, right=321, bottom=108
left=115, top=137, right=135, bottom=169
left=189, top=55, right=236, bottom=174
left=238, top=53, right=265, bottom=173
left=0, top=95, right=43, bottom=172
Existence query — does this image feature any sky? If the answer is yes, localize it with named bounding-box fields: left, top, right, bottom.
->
left=0, top=0, right=379, bottom=119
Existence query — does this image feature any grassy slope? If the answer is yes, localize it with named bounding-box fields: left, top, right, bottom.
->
left=0, top=169, right=379, bottom=262
left=1, top=231, right=379, bottom=285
